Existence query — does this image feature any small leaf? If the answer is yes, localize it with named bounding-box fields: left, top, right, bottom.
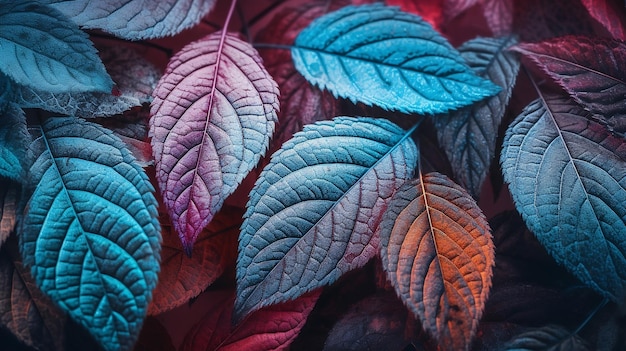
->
left=502, top=325, right=590, bottom=351
left=481, top=0, right=513, bottom=36
left=182, top=290, right=319, bottom=351
left=256, top=2, right=339, bottom=149
left=378, top=172, right=494, bottom=351
left=0, top=181, right=18, bottom=249
left=15, top=45, right=161, bottom=118
left=236, top=117, right=418, bottom=319
left=323, top=292, right=415, bottom=351
left=501, top=94, right=626, bottom=302
left=434, top=36, right=520, bottom=198
left=20, top=116, right=161, bottom=351
left=0, top=237, right=67, bottom=351
left=41, top=0, right=216, bottom=40
left=581, top=0, right=626, bottom=41
left=150, top=32, right=279, bottom=254
left=0, top=1, right=113, bottom=93
left=148, top=206, right=240, bottom=315
left=512, top=36, right=626, bottom=135
left=291, top=4, right=500, bottom=115
left=0, top=104, right=29, bottom=181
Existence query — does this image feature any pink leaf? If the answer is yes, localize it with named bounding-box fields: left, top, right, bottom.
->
left=150, top=32, right=279, bottom=254
left=581, top=0, right=626, bottom=41
left=181, top=290, right=319, bottom=351
left=481, top=0, right=513, bottom=35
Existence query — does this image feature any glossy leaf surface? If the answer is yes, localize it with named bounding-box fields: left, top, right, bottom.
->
left=20, top=117, right=161, bottom=351
left=148, top=207, right=240, bottom=315
left=501, top=95, right=626, bottom=302
left=292, top=4, right=500, bottom=115
left=502, top=325, right=590, bottom=351
left=150, top=32, right=279, bottom=254
left=15, top=45, right=161, bottom=118
left=512, top=36, right=626, bottom=134
left=379, top=172, right=494, bottom=351
left=41, top=0, right=216, bottom=40
left=236, top=117, right=418, bottom=319
left=434, top=36, right=519, bottom=198
left=182, top=290, right=319, bottom=351
left=0, top=239, right=67, bottom=351
left=0, top=1, right=113, bottom=93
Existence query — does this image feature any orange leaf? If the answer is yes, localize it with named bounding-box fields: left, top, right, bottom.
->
left=378, top=172, right=494, bottom=351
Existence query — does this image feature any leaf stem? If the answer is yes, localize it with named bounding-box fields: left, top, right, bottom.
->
left=572, top=297, right=608, bottom=335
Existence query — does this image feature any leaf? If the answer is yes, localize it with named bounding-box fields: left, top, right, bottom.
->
left=256, top=2, right=339, bottom=150
left=511, top=36, right=626, bottom=135
left=150, top=32, right=279, bottom=255
left=134, top=317, right=175, bottom=351
left=0, top=1, right=113, bottom=93
left=0, top=73, right=13, bottom=114
left=378, top=172, right=494, bottom=351
left=386, top=0, right=444, bottom=30
left=0, top=237, right=67, bottom=351
left=513, top=0, right=596, bottom=41
left=291, top=4, right=500, bottom=115
left=581, top=0, right=626, bottom=41
left=20, top=116, right=161, bottom=351
left=501, top=94, right=626, bottom=302
left=481, top=0, right=513, bottom=36
left=148, top=206, right=240, bottom=315
left=0, top=181, right=18, bottom=249
left=433, top=36, right=520, bottom=198
left=502, top=325, right=590, bottom=351
left=41, top=0, right=216, bottom=40
left=323, top=292, right=414, bottom=351
left=0, top=104, right=29, bottom=181
left=236, top=117, right=418, bottom=319
left=182, top=290, right=319, bottom=351
left=14, top=45, right=161, bottom=118
left=444, top=0, right=480, bottom=21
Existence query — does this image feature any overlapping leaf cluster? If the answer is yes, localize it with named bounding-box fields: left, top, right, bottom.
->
left=1, top=0, right=626, bottom=350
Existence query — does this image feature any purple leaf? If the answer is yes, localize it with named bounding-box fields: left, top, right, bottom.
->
left=150, top=32, right=279, bottom=254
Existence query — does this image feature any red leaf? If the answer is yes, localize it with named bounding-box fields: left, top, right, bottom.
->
left=0, top=238, right=67, bottom=351
left=148, top=206, right=240, bottom=315
left=256, top=2, right=339, bottom=151
left=481, top=0, right=513, bottom=35
left=379, top=172, right=494, bottom=351
left=581, top=0, right=626, bottom=40
left=386, top=0, right=444, bottom=31
left=443, top=0, right=480, bottom=21
left=150, top=32, right=279, bottom=253
left=134, top=317, right=176, bottom=351
left=511, top=36, right=626, bottom=134
left=181, top=290, right=320, bottom=351
left=513, top=0, right=596, bottom=41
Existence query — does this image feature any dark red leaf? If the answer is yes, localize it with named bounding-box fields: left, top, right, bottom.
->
left=581, top=0, right=626, bottom=40
left=148, top=206, right=241, bottom=315
left=134, top=317, right=175, bottom=351
left=481, top=0, right=513, bottom=35
left=513, top=0, right=596, bottom=41
left=181, top=290, right=320, bottom=351
left=443, top=0, right=480, bottom=21
left=386, top=0, right=444, bottom=31
left=512, top=36, right=626, bottom=134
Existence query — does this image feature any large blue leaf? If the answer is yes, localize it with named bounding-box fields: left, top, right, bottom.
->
left=20, top=116, right=161, bottom=351
left=433, top=36, right=520, bottom=198
left=501, top=94, right=626, bottom=302
left=236, top=117, right=418, bottom=319
left=0, top=1, right=113, bottom=93
left=0, top=104, right=29, bottom=181
left=291, top=4, right=500, bottom=115
left=41, top=0, right=216, bottom=40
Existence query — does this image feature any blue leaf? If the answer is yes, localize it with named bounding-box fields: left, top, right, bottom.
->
left=291, top=4, right=500, bottom=115
left=501, top=94, right=626, bottom=302
left=0, top=73, right=13, bottom=114
left=0, top=1, right=113, bottom=93
left=236, top=117, right=418, bottom=319
left=41, top=0, right=216, bottom=40
left=20, top=117, right=161, bottom=351
left=433, top=36, right=520, bottom=198
left=0, top=104, right=29, bottom=181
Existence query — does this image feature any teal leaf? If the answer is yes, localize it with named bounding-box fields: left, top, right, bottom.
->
left=0, top=73, right=13, bottom=113
left=291, top=4, right=500, bottom=115
left=0, top=104, right=29, bottom=181
left=41, top=0, right=216, bottom=40
left=20, top=116, right=161, bottom=351
left=501, top=94, right=626, bottom=302
left=236, top=117, right=418, bottom=319
left=0, top=1, right=113, bottom=93
left=433, top=36, right=520, bottom=198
